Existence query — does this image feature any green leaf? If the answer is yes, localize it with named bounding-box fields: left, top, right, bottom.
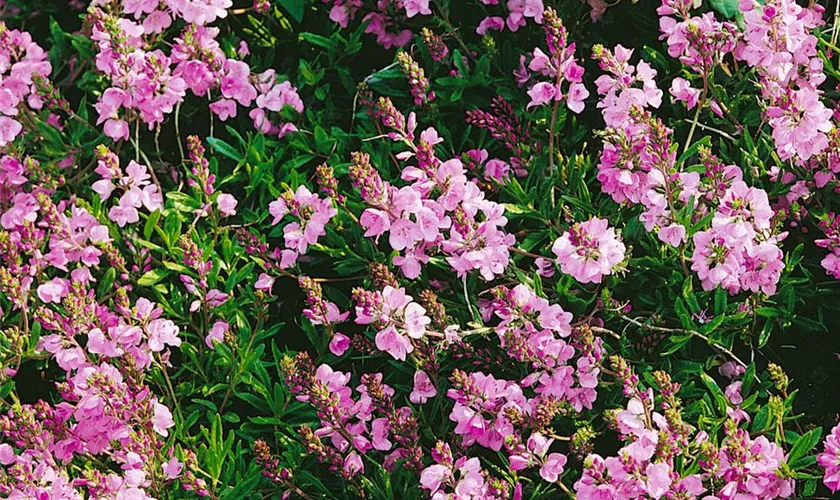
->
left=709, top=0, right=740, bottom=18
left=278, top=0, right=305, bottom=22
left=206, top=137, right=243, bottom=162
left=714, top=287, right=727, bottom=315
left=788, top=428, right=822, bottom=467
left=674, top=298, right=695, bottom=330
left=137, top=269, right=169, bottom=287
left=300, top=32, right=336, bottom=51
left=144, top=209, right=161, bottom=240
left=98, top=268, right=116, bottom=299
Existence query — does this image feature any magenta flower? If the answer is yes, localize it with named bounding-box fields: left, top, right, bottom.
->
left=205, top=320, right=228, bottom=349
left=818, top=422, right=840, bottom=493
left=552, top=217, right=626, bottom=284
left=410, top=370, right=437, bottom=404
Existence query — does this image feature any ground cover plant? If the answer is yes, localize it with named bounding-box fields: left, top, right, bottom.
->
left=4, top=0, right=840, bottom=498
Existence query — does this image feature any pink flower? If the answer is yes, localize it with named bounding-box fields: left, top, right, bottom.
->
left=153, top=401, right=175, bottom=436
left=209, top=99, right=237, bottom=120
left=147, top=318, right=181, bottom=352
left=162, top=457, right=184, bottom=480
left=669, top=77, right=700, bottom=109
left=566, top=83, right=589, bottom=113
left=476, top=16, right=505, bottom=35
left=205, top=320, right=228, bottom=349
left=216, top=193, right=237, bottom=216
left=645, top=462, right=672, bottom=498
left=255, top=273, right=275, bottom=292
left=551, top=218, right=626, bottom=284
left=526, top=81, right=557, bottom=109
left=37, top=277, right=69, bottom=303
left=410, top=370, right=437, bottom=404
left=0, top=444, right=14, bottom=465
left=539, top=453, right=567, bottom=483
left=343, top=452, right=364, bottom=475
left=329, top=332, right=351, bottom=356
left=0, top=116, right=22, bottom=146
left=103, top=119, right=130, bottom=141
left=658, top=223, right=687, bottom=247
left=404, top=0, right=431, bottom=18
left=375, top=325, right=413, bottom=361
left=403, top=302, right=430, bottom=338
left=818, top=422, right=840, bottom=493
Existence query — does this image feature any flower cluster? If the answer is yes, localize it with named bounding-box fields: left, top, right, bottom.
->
left=551, top=217, right=626, bottom=284
left=268, top=185, right=338, bottom=269
left=352, top=100, right=515, bottom=280
left=522, top=8, right=588, bottom=113
left=483, top=284, right=604, bottom=411
left=594, top=44, right=784, bottom=295
left=818, top=422, right=840, bottom=493
left=0, top=165, right=186, bottom=497
left=477, top=0, right=544, bottom=35
left=736, top=0, right=830, bottom=161
left=89, top=5, right=303, bottom=141
left=353, top=284, right=431, bottom=361
left=93, top=146, right=163, bottom=227
left=281, top=353, right=424, bottom=478
left=574, top=357, right=794, bottom=499
left=592, top=44, right=663, bottom=130
left=321, top=0, right=431, bottom=48
left=420, top=442, right=512, bottom=499
left=0, top=23, right=52, bottom=147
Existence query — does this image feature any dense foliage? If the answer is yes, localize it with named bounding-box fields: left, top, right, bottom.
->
left=3, top=0, right=840, bottom=498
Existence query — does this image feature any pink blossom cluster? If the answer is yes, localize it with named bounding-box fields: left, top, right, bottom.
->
left=573, top=362, right=698, bottom=499
left=268, top=185, right=338, bottom=269
left=353, top=285, right=431, bottom=361
left=483, top=284, right=604, bottom=411
left=321, top=0, right=431, bottom=49
left=91, top=0, right=234, bottom=31
left=446, top=370, right=530, bottom=451
left=818, top=422, right=840, bottom=493
left=352, top=100, right=515, bottom=280
left=281, top=353, right=424, bottom=476
left=816, top=213, right=840, bottom=279
left=0, top=174, right=193, bottom=496
left=0, top=24, right=52, bottom=147
left=594, top=46, right=784, bottom=295
left=659, top=0, right=736, bottom=103
left=420, top=441, right=511, bottom=499
left=574, top=358, right=794, bottom=499
left=736, top=0, right=830, bottom=162
left=476, top=0, right=544, bottom=35
left=299, top=275, right=352, bottom=356
left=592, top=44, right=663, bottom=130
left=92, top=146, right=163, bottom=227
left=89, top=6, right=303, bottom=141
left=521, top=8, right=589, bottom=113
left=509, top=433, right=568, bottom=483
left=551, top=217, right=626, bottom=284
